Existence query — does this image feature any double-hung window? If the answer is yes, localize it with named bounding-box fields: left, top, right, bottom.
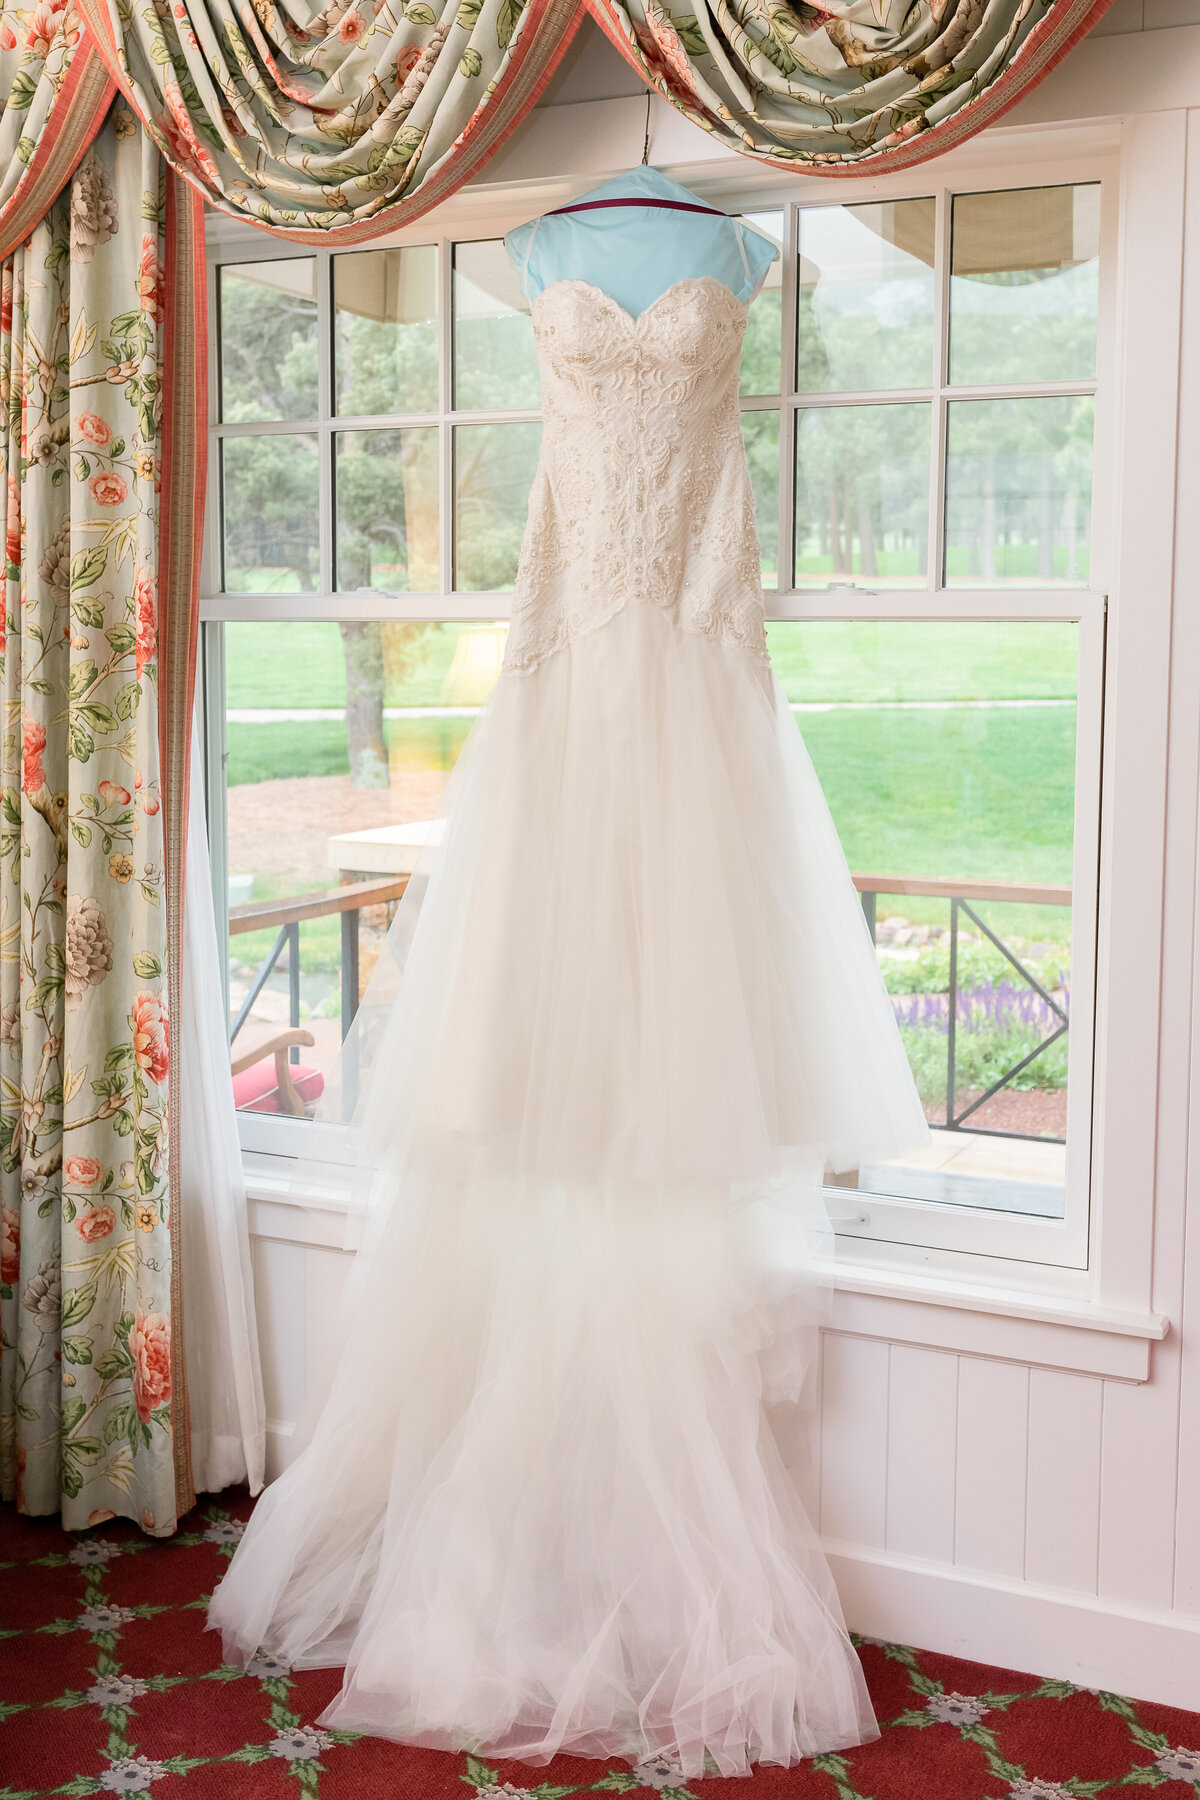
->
left=202, top=148, right=1112, bottom=1280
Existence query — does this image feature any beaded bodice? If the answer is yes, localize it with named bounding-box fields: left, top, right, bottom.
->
left=503, top=277, right=769, bottom=676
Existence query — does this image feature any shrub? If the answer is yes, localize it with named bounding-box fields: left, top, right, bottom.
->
left=894, top=978, right=1069, bottom=1104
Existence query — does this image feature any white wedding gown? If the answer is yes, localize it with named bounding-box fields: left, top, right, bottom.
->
left=208, top=275, right=928, bottom=1779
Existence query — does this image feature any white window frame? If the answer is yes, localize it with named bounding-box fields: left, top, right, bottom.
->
left=200, top=111, right=1177, bottom=1358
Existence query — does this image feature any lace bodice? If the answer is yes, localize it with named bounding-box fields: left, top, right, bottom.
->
left=504, top=277, right=769, bottom=676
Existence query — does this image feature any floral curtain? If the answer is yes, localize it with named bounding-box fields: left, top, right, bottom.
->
left=0, top=5, right=115, bottom=258
left=74, top=0, right=581, bottom=240
left=0, top=105, right=200, bottom=1534
left=587, top=0, right=1113, bottom=173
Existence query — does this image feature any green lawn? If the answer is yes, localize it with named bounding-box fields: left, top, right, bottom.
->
left=224, top=619, right=1079, bottom=712
left=228, top=705, right=1073, bottom=898
left=764, top=620, right=1077, bottom=704
left=803, top=704, right=1075, bottom=887
left=224, top=621, right=481, bottom=710
left=224, top=619, right=1077, bottom=937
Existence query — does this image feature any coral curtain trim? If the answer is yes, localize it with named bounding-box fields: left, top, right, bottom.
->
left=74, top=0, right=584, bottom=247
left=584, top=0, right=1116, bottom=176
left=0, top=34, right=115, bottom=260
left=159, top=167, right=207, bottom=1521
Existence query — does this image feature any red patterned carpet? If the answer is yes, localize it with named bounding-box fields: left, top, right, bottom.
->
left=3, top=1491, right=1200, bottom=1799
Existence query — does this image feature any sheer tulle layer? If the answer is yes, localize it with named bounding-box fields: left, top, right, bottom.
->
left=207, top=1166, right=877, bottom=1774
left=328, top=603, right=926, bottom=1193
left=208, top=607, right=923, bottom=1774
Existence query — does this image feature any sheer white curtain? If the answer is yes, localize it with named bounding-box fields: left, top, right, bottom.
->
left=181, top=711, right=266, bottom=1496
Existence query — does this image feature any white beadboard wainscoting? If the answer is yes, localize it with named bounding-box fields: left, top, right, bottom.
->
left=235, top=31, right=1200, bottom=1724
left=244, top=1183, right=1200, bottom=1714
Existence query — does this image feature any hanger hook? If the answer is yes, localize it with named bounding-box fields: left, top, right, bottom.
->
left=642, top=90, right=652, bottom=165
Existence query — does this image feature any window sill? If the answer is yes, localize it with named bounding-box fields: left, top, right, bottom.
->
left=823, top=1259, right=1167, bottom=1383
left=242, top=1152, right=1168, bottom=1382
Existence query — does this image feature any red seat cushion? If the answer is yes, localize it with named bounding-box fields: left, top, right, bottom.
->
left=232, top=1061, right=326, bottom=1115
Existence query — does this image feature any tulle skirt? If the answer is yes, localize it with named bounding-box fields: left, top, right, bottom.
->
left=208, top=605, right=926, bottom=1777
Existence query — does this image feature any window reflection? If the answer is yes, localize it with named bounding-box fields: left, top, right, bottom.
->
left=335, top=428, right=439, bottom=594
left=738, top=211, right=783, bottom=396
left=796, top=200, right=935, bottom=394
left=219, top=260, right=318, bottom=425
left=795, top=403, right=930, bottom=587
left=222, top=434, right=319, bottom=593
left=950, top=185, right=1100, bottom=387
left=944, top=396, right=1094, bottom=586
left=454, top=422, right=541, bottom=590
left=453, top=241, right=539, bottom=413
left=333, top=246, right=439, bottom=417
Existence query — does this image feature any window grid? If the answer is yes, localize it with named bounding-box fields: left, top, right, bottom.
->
left=204, top=199, right=1103, bottom=617
left=202, top=181, right=1110, bottom=1275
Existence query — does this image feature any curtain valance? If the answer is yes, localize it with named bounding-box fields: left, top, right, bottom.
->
left=74, top=0, right=581, bottom=241
left=587, top=0, right=1112, bottom=175
left=0, top=11, right=115, bottom=260
left=5, top=0, right=1108, bottom=248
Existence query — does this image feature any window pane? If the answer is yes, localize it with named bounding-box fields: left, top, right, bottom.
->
left=950, top=185, right=1100, bottom=388
left=454, top=422, right=540, bottom=591
left=333, top=246, right=438, bottom=417
left=766, top=619, right=1077, bottom=1217
left=739, top=211, right=783, bottom=396
left=944, top=396, right=1094, bottom=586
left=225, top=620, right=506, bottom=1108
left=741, top=410, right=779, bottom=590
left=453, top=241, right=539, bottom=412
left=794, top=403, right=930, bottom=587
left=222, top=434, right=319, bottom=593
left=335, top=429, right=438, bottom=594
left=219, top=260, right=317, bottom=424
left=796, top=200, right=935, bottom=394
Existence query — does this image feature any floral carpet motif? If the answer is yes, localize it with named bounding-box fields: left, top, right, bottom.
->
left=3, top=1491, right=1200, bottom=1798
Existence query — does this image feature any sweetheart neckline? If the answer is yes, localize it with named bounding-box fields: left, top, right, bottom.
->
left=530, top=275, right=747, bottom=332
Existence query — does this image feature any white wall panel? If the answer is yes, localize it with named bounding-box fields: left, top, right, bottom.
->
left=884, top=1347, right=958, bottom=1563
left=1165, top=108, right=1200, bottom=1622
left=954, top=1359, right=1029, bottom=1579
left=1098, top=1371, right=1180, bottom=1608
left=1024, top=1370, right=1104, bottom=1593
left=250, top=1236, right=307, bottom=1432
left=818, top=1335, right=889, bottom=1547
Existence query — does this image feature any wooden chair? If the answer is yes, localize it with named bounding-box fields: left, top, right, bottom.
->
left=230, top=1029, right=326, bottom=1116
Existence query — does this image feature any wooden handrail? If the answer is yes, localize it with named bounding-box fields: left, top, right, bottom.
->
left=852, top=874, right=1071, bottom=907
left=229, top=876, right=410, bottom=936
left=229, top=870, right=1069, bottom=938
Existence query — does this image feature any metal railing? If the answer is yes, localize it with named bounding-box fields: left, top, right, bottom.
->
left=228, top=877, right=409, bottom=1056
left=855, top=873, right=1071, bottom=1143
left=228, top=869, right=1071, bottom=1141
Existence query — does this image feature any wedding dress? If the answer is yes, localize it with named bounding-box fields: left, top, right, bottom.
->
left=208, top=271, right=928, bottom=1780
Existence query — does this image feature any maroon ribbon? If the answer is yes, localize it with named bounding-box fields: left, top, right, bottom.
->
left=547, top=197, right=724, bottom=218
